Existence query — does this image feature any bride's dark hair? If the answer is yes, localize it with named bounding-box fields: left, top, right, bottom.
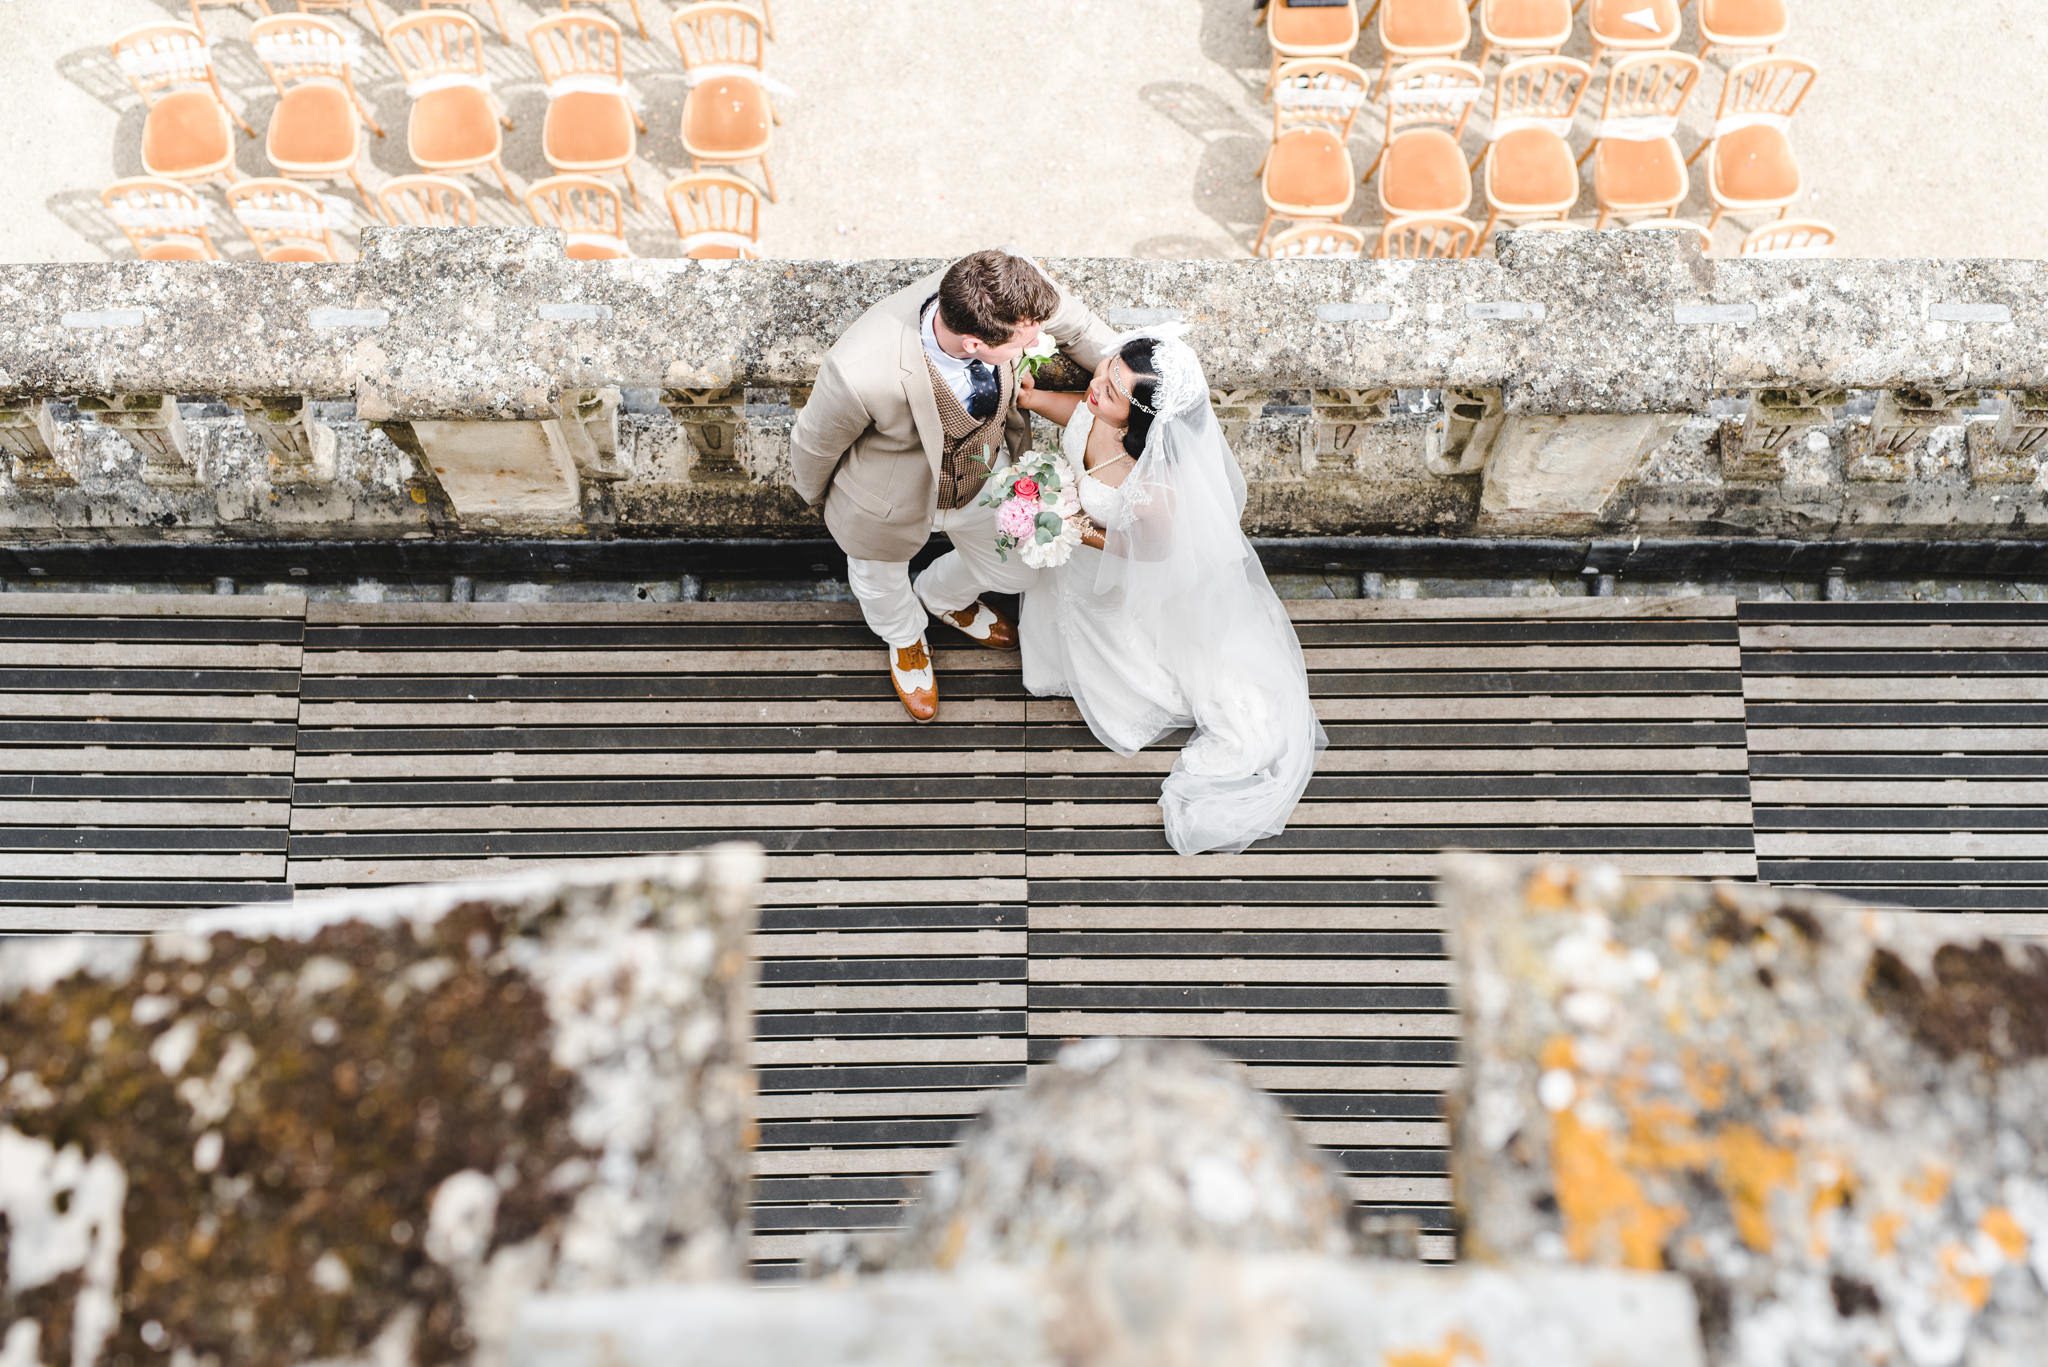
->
left=1118, top=338, right=1162, bottom=460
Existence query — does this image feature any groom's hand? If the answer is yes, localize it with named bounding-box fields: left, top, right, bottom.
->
left=1015, top=368, right=1036, bottom=397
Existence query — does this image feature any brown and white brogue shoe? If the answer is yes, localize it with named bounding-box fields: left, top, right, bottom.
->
left=930, top=598, right=1017, bottom=651
left=890, top=636, right=938, bottom=723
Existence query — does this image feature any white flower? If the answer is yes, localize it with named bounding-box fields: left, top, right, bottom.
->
left=1018, top=512, right=1083, bottom=569
left=1023, top=331, right=1058, bottom=361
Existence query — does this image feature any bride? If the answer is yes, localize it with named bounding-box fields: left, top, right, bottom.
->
left=1014, top=331, right=1326, bottom=856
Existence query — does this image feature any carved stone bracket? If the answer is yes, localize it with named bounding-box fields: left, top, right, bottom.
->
left=1968, top=389, right=2048, bottom=485
left=1849, top=388, right=1980, bottom=482
left=231, top=396, right=339, bottom=485
left=0, top=400, right=70, bottom=485
left=1425, top=388, right=1505, bottom=476
left=1308, top=389, right=1396, bottom=476
left=553, top=386, right=625, bottom=483
left=662, top=386, right=747, bottom=482
left=76, top=393, right=196, bottom=486
left=1721, top=388, right=1846, bottom=482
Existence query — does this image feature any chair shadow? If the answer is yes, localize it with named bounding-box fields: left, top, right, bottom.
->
left=46, top=188, right=132, bottom=261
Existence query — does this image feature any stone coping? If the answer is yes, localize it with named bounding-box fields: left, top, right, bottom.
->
left=2, top=228, right=2043, bottom=419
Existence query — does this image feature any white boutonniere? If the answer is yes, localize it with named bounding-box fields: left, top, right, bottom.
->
left=1019, top=331, right=1059, bottom=378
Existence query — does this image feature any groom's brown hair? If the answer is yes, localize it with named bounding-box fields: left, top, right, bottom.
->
left=937, top=251, right=1060, bottom=346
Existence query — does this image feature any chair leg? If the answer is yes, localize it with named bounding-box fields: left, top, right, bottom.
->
left=1362, top=145, right=1385, bottom=184
left=1595, top=207, right=1611, bottom=228
left=770, top=99, right=782, bottom=127
left=1469, top=143, right=1490, bottom=173
left=1575, top=139, right=1597, bottom=169
left=1373, top=61, right=1388, bottom=101
left=630, top=0, right=651, bottom=39
left=622, top=161, right=642, bottom=211
left=1476, top=207, right=1500, bottom=253
left=362, top=0, right=390, bottom=40
left=1252, top=210, right=1276, bottom=257
left=489, top=157, right=516, bottom=198
left=1362, top=0, right=1382, bottom=25
left=488, top=0, right=510, bottom=40
left=758, top=155, right=777, bottom=203
left=1778, top=204, right=1790, bottom=220
left=188, top=1, right=207, bottom=36
left=759, top=0, right=774, bottom=39
left=633, top=107, right=648, bottom=134
left=349, top=165, right=382, bottom=223
left=1477, top=40, right=1492, bottom=67
left=1685, top=138, right=1709, bottom=167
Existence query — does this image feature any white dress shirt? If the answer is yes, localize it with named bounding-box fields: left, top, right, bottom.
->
left=920, top=297, right=978, bottom=408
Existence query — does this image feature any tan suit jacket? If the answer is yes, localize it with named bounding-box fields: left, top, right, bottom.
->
left=789, top=266, right=1119, bottom=562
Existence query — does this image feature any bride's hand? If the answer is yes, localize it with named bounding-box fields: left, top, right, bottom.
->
left=1014, top=368, right=1039, bottom=411
left=1080, top=522, right=1106, bottom=551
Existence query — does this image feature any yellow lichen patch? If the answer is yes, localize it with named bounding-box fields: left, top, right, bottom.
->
left=1939, top=1242, right=1992, bottom=1310
left=1904, top=1163, right=1953, bottom=1208
left=1871, top=1211, right=1906, bottom=1257
left=1679, top=1050, right=1731, bottom=1110
left=1540, top=1037, right=1577, bottom=1072
left=1711, top=1125, right=1800, bottom=1253
left=1980, top=1208, right=2028, bottom=1260
left=1552, top=1111, right=1686, bottom=1270
left=1624, top=1100, right=1713, bottom=1171
left=1384, top=1330, right=1485, bottom=1367
left=1807, top=1167, right=1858, bottom=1259
left=1525, top=870, right=1574, bottom=910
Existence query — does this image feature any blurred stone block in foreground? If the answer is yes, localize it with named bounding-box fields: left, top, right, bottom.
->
left=513, top=1255, right=1703, bottom=1367
left=0, top=848, right=762, bottom=1366
left=1446, top=854, right=2048, bottom=1366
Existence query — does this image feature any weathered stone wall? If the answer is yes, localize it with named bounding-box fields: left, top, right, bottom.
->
left=0, top=230, right=2042, bottom=545
left=0, top=849, right=761, bottom=1367
left=1446, top=855, right=2048, bottom=1366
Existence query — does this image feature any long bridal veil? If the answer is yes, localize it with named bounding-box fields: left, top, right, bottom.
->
left=1077, top=333, right=1326, bottom=855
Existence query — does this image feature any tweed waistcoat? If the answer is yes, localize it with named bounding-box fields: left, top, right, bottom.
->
left=927, top=355, right=1012, bottom=511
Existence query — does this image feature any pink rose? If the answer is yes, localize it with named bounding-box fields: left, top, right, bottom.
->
left=1012, top=476, right=1040, bottom=500
left=996, top=498, right=1038, bottom=540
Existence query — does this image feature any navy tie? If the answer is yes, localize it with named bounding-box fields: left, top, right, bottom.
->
left=965, top=359, right=1000, bottom=421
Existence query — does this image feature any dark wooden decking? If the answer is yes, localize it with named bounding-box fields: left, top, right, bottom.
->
left=4, top=592, right=2044, bottom=1274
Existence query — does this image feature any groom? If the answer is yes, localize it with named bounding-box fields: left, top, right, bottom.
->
left=789, top=249, right=1118, bottom=722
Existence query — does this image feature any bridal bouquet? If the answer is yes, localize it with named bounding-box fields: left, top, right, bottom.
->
left=979, top=445, right=1084, bottom=568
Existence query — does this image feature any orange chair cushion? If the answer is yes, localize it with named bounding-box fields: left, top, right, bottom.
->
left=1381, top=128, right=1472, bottom=215
left=268, top=82, right=357, bottom=170
left=264, top=242, right=333, bottom=262
left=687, top=241, right=747, bottom=259
left=1593, top=136, right=1685, bottom=209
left=139, top=236, right=214, bottom=261
left=566, top=238, right=630, bottom=260
left=1486, top=127, right=1577, bottom=210
left=1589, top=0, right=1679, bottom=41
left=545, top=90, right=635, bottom=167
left=142, top=91, right=232, bottom=177
left=1383, top=0, right=1470, bottom=49
left=1483, top=0, right=1572, bottom=43
left=1701, top=0, right=1787, bottom=38
left=682, top=77, right=771, bottom=156
left=410, top=84, right=500, bottom=167
left=1711, top=125, right=1799, bottom=203
left=1263, top=128, right=1354, bottom=212
left=1270, top=0, right=1358, bottom=47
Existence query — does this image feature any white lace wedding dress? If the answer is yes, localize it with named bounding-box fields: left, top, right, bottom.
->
left=1020, top=401, right=1325, bottom=856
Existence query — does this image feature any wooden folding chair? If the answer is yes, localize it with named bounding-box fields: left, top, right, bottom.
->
left=1368, top=0, right=1471, bottom=98
left=421, top=0, right=513, bottom=44
left=226, top=177, right=348, bottom=261
left=563, top=0, right=653, bottom=41
left=188, top=0, right=273, bottom=40
left=1579, top=50, right=1702, bottom=227
left=672, top=4, right=779, bottom=201
left=665, top=172, right=762, bottom=258
left=1474, top=0, right=1574, bottom=67
left=384, top=11, right=516, bottom=198
left=1375, top=213, right=1481, bottom=258
left=111, top=22, right=253, bottom=189
left=1624, top=216, right=1714, bottom=251
left=1738, top=217, right=1836, bottom=257
left=1581, top=0, right=1681, bottom=68
left=1363, top=59, right=1484, bottom=223
left=376, top=173, right=478, bottom=225
left=1263, top=1, right=1360, bottom=97
left=529, top=14, right=646, bottom=210
left=1692, top=0, right=1788, bottom=60
left=250, top=15, right=383, bottom=221
left=1689, top=55, right=1815, bottom=230
left=102, top=177, right=224, bottom=260
left=1252, top=59, right=1369, bottom=256
left=1471, top=55, right=1590, bottom=248
left=1265, top=222, right=1370, bottom=258
left=527, top=174, right=633, bottom=258
left=294, top=0, right=390, bottom=41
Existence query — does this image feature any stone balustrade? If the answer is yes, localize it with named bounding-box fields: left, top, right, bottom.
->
left=0, top=229, right=2042, bottom=550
